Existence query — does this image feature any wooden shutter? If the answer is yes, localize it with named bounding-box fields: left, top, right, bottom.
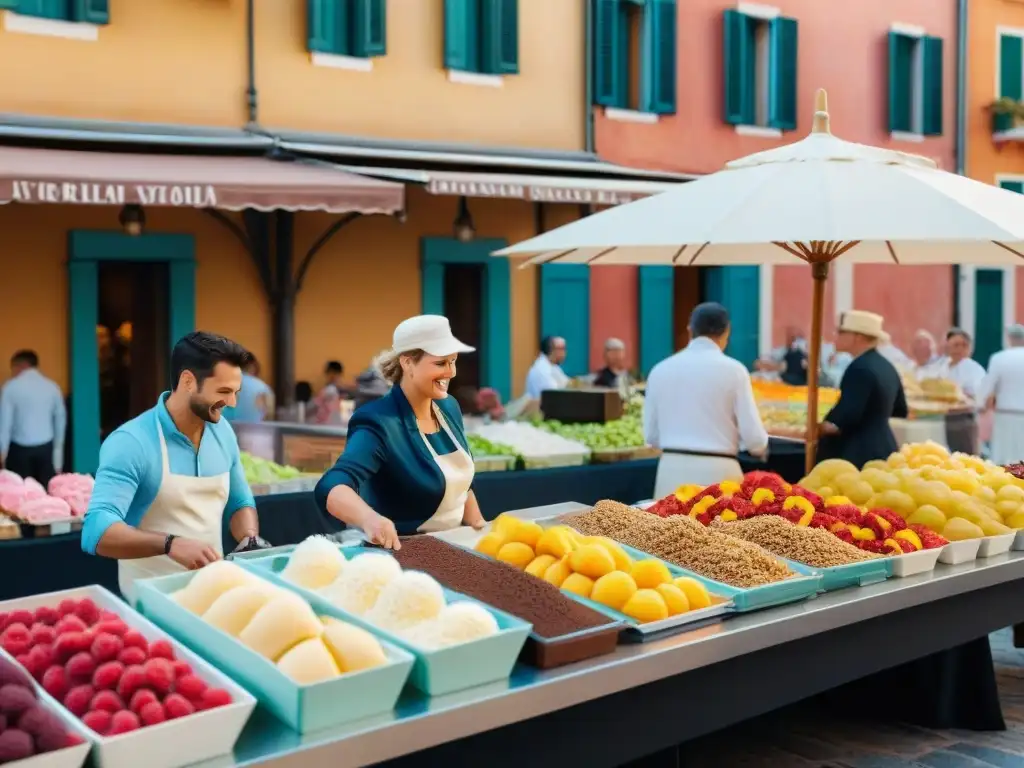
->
left=642, top=0, right=677, bottom=114
left=351, top=0, right=386, bottom=58
left=703, top=267, right=760, bottom=369
left=308, top=0, right=344, bottom=55
left=481, top=0, right=519, bottom=74
left=887, top=32, right=914, bottom=132
left=539, top=265, right=591, bottom=377
left=593, top=0, right=625, bottom=107
left=72, top=0, right=109, bottom=23
left=768, top=16, right=798, bottom=130
left=974, top=270, right=1004, bottom=368
left=723, top=10, right=752, bottom=125
left=997, top=34, right=1024, bottom=132
left=920, top=36, right=943, bottom=136
left=445, top=0, right=479, bottom=71
left=638, top=266, right=674, bottom=376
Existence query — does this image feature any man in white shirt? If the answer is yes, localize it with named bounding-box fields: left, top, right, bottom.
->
left=0, top=350, right=67, bottom=485
left=942, top=328, right=987, bottom=402
left=909, top=330, right=944, bottom=380
left=644, top=303, right=768, bottom=496
left=980, top=324, right=1024, bottom=464
left=525, top=336, right=569, bottom=400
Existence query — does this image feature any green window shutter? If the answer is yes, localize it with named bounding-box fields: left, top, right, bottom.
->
left=997, top=34, right=1024, bottom=132
left=1000, top=180, right=1024, bottom=193
left=638, top=266, right=674, bottom=376
left=445, top=0, right=479, bottom=71
left=768, top=16, right=797, bottom=130
left=71, top=0, right=108, bottom=24
left=0, top=0, right=18, bottom=10
left=351, top=0, right=386, bottom=58
left=888, top=32, right=913, bottom=133
left=703, top=267, right=760, bottom=369
left=921, top=36, right=943, bottom=136
left=481, top=0, right=518, bottom=74
left=18, top=0, right=64, bottom=18
left=308, top=0, right=345, bottom=55
left=723, top=10, right=752, bottom=125
left=593, top=0, right=625, bottom=107
left=539, top=265, right=591, bottom=377
left=974, top=269, right=1004, bottom=368
left=641, top=0, right=676, bottom=114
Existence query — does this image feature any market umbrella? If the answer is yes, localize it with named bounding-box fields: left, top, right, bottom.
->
left=495, top=90, right=1024, bottom=473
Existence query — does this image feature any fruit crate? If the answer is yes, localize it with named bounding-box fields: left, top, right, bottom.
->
left=135, top=571, right=413, bottom=734
left=238, top=550, right=531, bottom=697
left=0, top=586, right=255, bottom=768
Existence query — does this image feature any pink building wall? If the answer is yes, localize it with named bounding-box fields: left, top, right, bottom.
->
left=589, top=266, right=640, bottom=371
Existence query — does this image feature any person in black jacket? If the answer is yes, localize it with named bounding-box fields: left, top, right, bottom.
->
left=817, top=311, right=908, bottom=469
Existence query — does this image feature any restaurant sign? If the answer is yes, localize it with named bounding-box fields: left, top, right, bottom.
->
left=8, top=180, right=218, bottom=207
left=427, top=178, right=643, bottom=205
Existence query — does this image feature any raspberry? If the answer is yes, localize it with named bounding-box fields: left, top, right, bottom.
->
left=116, top=665, right=147, bottom=702
left=30, top=623, right=56, bottom=646
left=143, top=659, right=174, bottom=696
left=91, top=633, right=123, bottom=663
left=53, top=633, right=82, bottom=663
left=173, top=674, right=207, bottom=702
left=63, top=685, right=94, bottom=717
left=1, top=624, right=31, bottom=657
left=128, top=689, right=158, bottom=716
left=117, top=647, right=146, bottom=667
left=121, top=631, right=147, bottom=652
left=108, top=710, right=140, bottom=735
left=92, top=661, right=124, bottom=691
left=54, top=615, right=87, bottom=636
left=7, top=611, right=33, bottom=629
left=89, top=690, right=124, bottom=714
left=65, top=652, right=96, bottom=682
left=99, top=610, right=119, bottom=622
left=95, top=619, right=128, bottom=638
left=200, top=688, right=232, bottom=710
left=56, top=600, right=78, bottom=618
left=14, top=654, right=36, bottom=679
left=171, top=660, right=193, bottom=679
left=139, top=700, right=166, bottom=727
left=74, top=599, right=100, bottom=626
left=0, top=613, right=8, bottom=633
left=162, top=693, right=194, bottom=720
left=32, top=606, right=59, bottom=627
left=27, top=645, right=54, bottom=678
left=41, top=666, right=69, bottom=701
left=147, top=639, right=174, bottom=661
left=81, top=709, right=112, bottom=736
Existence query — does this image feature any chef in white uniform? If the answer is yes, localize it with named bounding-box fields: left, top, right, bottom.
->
left=644, top=303, right=769, bottom=496
left=81, top=332, right=262, bottom=604
left=980, top=324, right=1024, bottom=464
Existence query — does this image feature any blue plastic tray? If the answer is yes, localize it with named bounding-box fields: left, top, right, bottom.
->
left=135, top=571, right=415, bottom=733
left=783, top=556, right=891, bottom=592
left=241, top=550, right=532, bottom=696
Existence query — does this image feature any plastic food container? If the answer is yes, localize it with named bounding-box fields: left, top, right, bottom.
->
left=938, top=538, right=982, bottom=565
left=520, top=624, right=623, bottom=669
left=785, top=557, right=891, bottom=592
left=889, top=547, right=942, bottom=577
left=0, top=586, right=255, bottom=768
left=135, top=572, right=413, bottom=734
left=977, top=532, right=1015, bottom=558
left=239, top=552, right=531, bottom=696
left=1013, top=529, right=1024, bottom=551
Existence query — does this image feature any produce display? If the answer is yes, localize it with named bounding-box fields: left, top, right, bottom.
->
left=171, top=558, right=388, bottom=684
left=753, top=381, right=837, bottom=437
left=799, top=443, right=1024, bottom=542
left=281, top=537, right=500, bottom=651
left=0, top=471, right=94, bottom=523
left=473, top=515, right=715, bottom=623
left=0, top=656, right=82, bottom=764
left=0, top=596, right=232, bottom=737
left=466, top=434, right=517, bottom=458
left=564, top=501, right=796, bottom=588
left=711, top=516, right=882, bottom=568
left=469, top=423, right=589, bottom=468
left=240, top=452, right=301, bottom=485
left=538, top=413, right=645, bottom=452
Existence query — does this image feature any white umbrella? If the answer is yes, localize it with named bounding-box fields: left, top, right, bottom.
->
left=496, top=90, right=1024, bottom=472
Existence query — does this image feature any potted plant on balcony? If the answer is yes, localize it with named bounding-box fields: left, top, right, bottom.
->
left=988, top=97, right=1024, bottom=133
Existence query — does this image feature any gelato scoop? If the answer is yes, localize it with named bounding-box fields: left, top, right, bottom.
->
left=321, top=553, right=401, bottom=615
left=366, top=570, right=446, bottom=633
left=275, top=638, right=340, bottom=685
left=398, top=602, right=499, bottom=650
left=238, top=591, right=323, bottom=661
left=281, top=536, right=347, bottom=590
left=321, top=617, right=388, bottom=673
left=174, top=561, right=255, bottom=615
left=202, top=583, right=279, bottom=637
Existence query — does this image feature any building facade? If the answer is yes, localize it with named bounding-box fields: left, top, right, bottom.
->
left=593, top=0, right=959, bottom=362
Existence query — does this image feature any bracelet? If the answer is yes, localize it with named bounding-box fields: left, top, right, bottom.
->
left=164, top=534, right=176, bottom=556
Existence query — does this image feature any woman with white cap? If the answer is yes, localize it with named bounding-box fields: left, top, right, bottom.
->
left=313, top=315, right=485, bottom=549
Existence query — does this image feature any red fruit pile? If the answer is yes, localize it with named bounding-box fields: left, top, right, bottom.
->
left=0, top=656, right=83, bottom=764
left=0, top=598, right=233, bottom=737
left=1004, top=463, right=1024, bottom=480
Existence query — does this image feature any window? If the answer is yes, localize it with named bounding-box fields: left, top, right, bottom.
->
left=2, top=0, right=109, bottom=24
left=308, top=0, right=387, bottom=59
left=593, top=0, right=677, bottom=115
left=888, top=29, right=942, bottom=137
left=444, top=0, right=519, bottom=76
left=722, top=9, right=798, bottom=132
left=996, top=32, right=1024, bottom=132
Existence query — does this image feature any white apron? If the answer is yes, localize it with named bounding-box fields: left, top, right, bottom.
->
left=416, top=404, right=475, bottom=534
left=653, top=453, right=743, bottom=499
left=118, top=422, right=229, bottom=606
left=989, top=412, right=1024, bottom=466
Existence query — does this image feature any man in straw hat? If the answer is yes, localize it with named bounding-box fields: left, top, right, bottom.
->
left=817, top=310, right=908, bottom=469
left=980, top=324, right=1024, bottom=465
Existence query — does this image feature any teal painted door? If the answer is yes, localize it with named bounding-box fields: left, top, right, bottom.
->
left=638, top=266, right=674, bottom=375
left=539, top=264, right=590, bottom=377
left=420, top=238, right=512, bottom=401
left=702, top=266, right=759, bottom=368
left=974, top=269, right=1004, bottom=368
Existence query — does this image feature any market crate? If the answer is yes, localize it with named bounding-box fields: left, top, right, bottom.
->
left=239, top=550, right=531, bottom=696
left=0, top=586, right=255, bottom=768
left=135, top=571, right=413, bottom=734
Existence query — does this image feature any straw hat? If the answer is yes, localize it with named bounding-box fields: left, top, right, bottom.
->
left=837, top=310, right=887, bottom=340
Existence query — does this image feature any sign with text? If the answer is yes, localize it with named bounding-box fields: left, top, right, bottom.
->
left=427, top=178, right=645, bottom=205
left=7, top=180, right=219, bottom=207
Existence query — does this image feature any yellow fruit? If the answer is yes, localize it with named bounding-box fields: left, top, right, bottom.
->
left=814, top=459, right=859, bottom=481
left=719, top=480, right=742, bottom=496
left=621, top=589, right=669, bottom=624
left=972, top=486, right=998, bottom=506
left=655, top=583, right=690, bottom=616
left=998, top=499, right=1024, bottom=519
left=631, top=559, right=672, bottom=589
left=815, top=486, right=836, bottom=499
left=492, top=514, right=520, bottom=538
left=672, top=577, right=712, bottom=610
left=943, top=471, right=979, bottom=494
left=543, top=558, right=572, bottom=587
left=886, top=452, right=908, bottom=468
left=561, top=573, right=595, bottom=598
left=525, top=554, right=557, bottom=578
left=509, top=520, right=543, bottom=549
left=589, top=538, right=633, bottom=571
left=591, top=571, right=638, bottom=611
left=834, top=474, right=873, bottom=505
left=906, top=505, right=946, bottom=533
left=873, top=490, right=916, bottom=518
left=862, top=460, right=888, bottom=472
left=751, top=488, right=777, bottom=506
left=568, top=545, right=617, bottom=580
left=782, top=496, right=815, bottom=515
left=997, top=484, right=1024, bottom=505
left=918, top=480, right=954, bottom=510
left=860, top=468, right=901, bottom=494
left=536, top=528, right=575, bottom=559
left=1005, top=511, right=1024, bottom=529
left=475, top=532, right=507, bottom=558
left=942, top=517, right=985, bottom=541
left=979, top=517, right=1012, bottom=536
left=675, top=484, right=703, bottom=502
left=496, top=542, right=535, bottom=570
left=893, top=529, right=924, bottom=550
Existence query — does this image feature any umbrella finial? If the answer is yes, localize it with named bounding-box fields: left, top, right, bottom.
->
left=812, top=88, right=831, bottom=135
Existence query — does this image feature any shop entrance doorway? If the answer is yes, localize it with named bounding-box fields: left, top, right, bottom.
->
left=97, top=261, right=170, bottom=439
left=442, top=263, right=483, bottom=395
left=673, top=266, right=706, bottom=351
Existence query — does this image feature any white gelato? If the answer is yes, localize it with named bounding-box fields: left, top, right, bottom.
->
left=320, top=552, right=401, bottom=615
left=433, top=601, right=500, bottom=645
left=366, top=570, right=446, bottom=632
left=281, top=535, right=347, bottom=590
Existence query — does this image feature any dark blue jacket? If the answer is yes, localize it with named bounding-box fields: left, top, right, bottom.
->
left=313, top=387, right=473, bottom=534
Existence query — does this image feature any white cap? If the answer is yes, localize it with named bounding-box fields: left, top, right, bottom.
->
left=392, top=315, right=475, bottom=357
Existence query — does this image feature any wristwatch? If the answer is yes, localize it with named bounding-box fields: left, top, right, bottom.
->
left=164, top=534, right=177, bottom=556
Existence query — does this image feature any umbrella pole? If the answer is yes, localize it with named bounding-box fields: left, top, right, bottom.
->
left=805, top=261, right=829, bottom=475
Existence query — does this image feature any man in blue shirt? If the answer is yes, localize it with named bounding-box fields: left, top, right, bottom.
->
left=0, top=350, right=66, bottom=486
left=81, top=332, right=262, bottom=601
